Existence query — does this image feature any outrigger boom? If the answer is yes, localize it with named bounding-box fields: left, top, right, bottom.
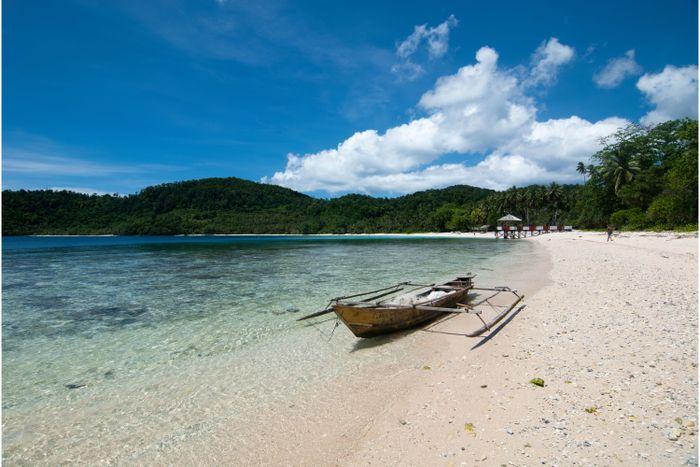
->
left=458, top=286, right=523, bottom=337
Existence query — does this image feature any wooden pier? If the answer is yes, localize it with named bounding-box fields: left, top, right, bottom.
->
left=495, top=224, right=573, bottom=239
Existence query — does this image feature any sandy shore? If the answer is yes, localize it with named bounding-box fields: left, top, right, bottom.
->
left=29, top=232, right=498, bottom=238
left=209, top=230, right=697, bottom=466
left=343, top=231, right=698, bottom=466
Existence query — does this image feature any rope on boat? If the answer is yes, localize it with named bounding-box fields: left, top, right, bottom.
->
left=328, top=319, right=340, bottom=342
left=306, top=310, right=341, bottom=342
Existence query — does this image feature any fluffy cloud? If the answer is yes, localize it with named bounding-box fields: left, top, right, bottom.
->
left=526, top=38, right=575, bottom=87
left=593, top=50, right=642, bottom=88
left=392, top=15, right=458, bottom=80
left=264, top=40, right=628, bottom=194
left=637, top=65, right=698, bottom=125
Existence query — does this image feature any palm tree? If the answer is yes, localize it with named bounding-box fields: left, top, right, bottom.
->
left=600, top=150, right=641, bottom=194
left=514, top=189, right=526, bottom=220
left=503, top=187, right=517, bottom=214
left=546, top=182, right=564, bottom=225
left=524, top=188, right=538, bottom=224
left=576, top=161, right=587, bottom=183
left=536, top=185, right=547, bottom=210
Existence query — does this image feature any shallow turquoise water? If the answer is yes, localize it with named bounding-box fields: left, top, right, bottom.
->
left=2, top=235, right=532, bottom=462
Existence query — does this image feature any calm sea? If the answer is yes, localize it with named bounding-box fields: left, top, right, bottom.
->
left=2, top=235, right=534, bottom=463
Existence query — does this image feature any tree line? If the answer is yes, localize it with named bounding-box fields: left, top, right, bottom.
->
left=1, top=180, right=493, bottom=235
left=421, top=118, right=697, bottom=232
left=573, top=118, right=697, bottom=230
left=2, top=119, right=696, bottom=235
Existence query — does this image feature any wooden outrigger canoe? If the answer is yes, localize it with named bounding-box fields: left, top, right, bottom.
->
left=298, top=274, right=524, bottom=339
left=333, top=274, right=475, bottom=338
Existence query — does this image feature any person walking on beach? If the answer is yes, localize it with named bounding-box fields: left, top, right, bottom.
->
left=606, top=225, right=614, bottom=242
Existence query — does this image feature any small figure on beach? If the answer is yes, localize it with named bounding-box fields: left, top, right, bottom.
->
left=606, top=225, right=614, bottom=242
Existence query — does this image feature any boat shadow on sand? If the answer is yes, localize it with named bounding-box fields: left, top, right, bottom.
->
left=299, top=318, right=419, bottom=352
left=421, top=304, right=527, bottom=351
left=350, top=302, right=525, bottom=353
left=350, top=328, right=419, bottom=353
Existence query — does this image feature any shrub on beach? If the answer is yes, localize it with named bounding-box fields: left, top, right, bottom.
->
left=610, top=208, right=649, bottom=230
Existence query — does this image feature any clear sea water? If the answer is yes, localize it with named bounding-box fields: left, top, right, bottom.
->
left=2, top=235, right=535, bottom=463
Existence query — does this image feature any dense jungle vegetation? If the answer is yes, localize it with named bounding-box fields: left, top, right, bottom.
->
left=3, top=119, right=696, bottom=235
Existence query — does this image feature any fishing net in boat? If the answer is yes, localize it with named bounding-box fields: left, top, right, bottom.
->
left=385, top=289, right=448, bottom=306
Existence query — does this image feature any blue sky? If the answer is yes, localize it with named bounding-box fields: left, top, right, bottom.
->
left=3, top=0, right=698, bottom=196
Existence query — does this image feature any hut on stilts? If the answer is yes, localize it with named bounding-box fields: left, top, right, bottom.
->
left=496, top=214, right=523, bottom=239
left=496, top=214, right=573, bottom=238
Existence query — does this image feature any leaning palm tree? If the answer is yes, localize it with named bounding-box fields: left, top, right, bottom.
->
left=576, top=161, right=587, bottom=183
left=601, top=150, right=641, bottom=194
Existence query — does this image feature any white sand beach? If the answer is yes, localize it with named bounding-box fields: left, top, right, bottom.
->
left=343, top=231, right=698, bottom=466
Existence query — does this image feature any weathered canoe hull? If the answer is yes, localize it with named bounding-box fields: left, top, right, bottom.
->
left=333, top=287, right=470, bottom=338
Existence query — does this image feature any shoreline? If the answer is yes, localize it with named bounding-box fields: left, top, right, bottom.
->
left=3, top=231, right=696, bottom=464
left=19, top=230, right=699, bottom=240
left=134, top=234, right=553, bottom=464
left=24, top=232, right=495, bottom=238
left=215, top=232, right=492, bottom=237
left=165, top=230, right=696, bottom=465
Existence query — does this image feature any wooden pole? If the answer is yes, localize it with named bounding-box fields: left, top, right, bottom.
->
left=414, top=305, right=482, bottom=314
left=464, top=293, right=524, bottom=337
left=296, top=307, right=334, bottom=321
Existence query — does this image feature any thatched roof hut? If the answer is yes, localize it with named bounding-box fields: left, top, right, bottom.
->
left=497, top=214, right=522, bottom=222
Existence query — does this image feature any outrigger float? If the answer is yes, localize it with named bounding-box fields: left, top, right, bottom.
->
left=297, top=274, right=523, bottom=338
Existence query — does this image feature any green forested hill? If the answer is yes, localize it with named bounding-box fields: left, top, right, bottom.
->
left=1, top=178, right=494, bottom=235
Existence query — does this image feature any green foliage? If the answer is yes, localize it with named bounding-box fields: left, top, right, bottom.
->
left=646, top=196, right=678, bottom=229
left=445, top=208, right=471, bottom=231
left=2, top=179, right=493, bottom=235
left=463, top=182, right=579, bottom=228
left=610, top=208, right=648, bottom=230
left=572, top=118, right=698, bottom=231
left=672, top=223, right=699, bottom=233
left=428, top=205, right=458, bottom=231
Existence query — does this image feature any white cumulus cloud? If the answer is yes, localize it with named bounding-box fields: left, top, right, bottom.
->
left=526, top=38, right=575, bottom=87
left=593, top=49, right=642, bottom=88
left=637, top=65, right=698, bottom=125
left=264, top=40, right=628, bottom=194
